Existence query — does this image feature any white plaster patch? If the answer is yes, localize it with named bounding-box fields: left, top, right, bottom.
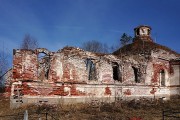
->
left=55, top=59, right=63, bottom=80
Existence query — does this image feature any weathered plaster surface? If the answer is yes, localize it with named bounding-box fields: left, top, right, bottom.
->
left=6, top=26, right=180, bottom=107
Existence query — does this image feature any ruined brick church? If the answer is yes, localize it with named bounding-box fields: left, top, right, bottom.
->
left=6, top=25, right=180, bottom=107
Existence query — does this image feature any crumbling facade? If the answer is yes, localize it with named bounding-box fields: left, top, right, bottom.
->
left=8, top=25, right=180, bottom=107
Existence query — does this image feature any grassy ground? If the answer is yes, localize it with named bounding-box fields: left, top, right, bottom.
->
left=0, top=95, right=180, bottom=120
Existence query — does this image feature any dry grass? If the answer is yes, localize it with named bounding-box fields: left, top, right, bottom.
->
left=0, top=95, right=180, bottom=120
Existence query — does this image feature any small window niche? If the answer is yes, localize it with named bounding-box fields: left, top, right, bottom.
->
left=136, top=28, right=140, bottom=36
left=112, top=62, right=122, bottom=82
left=85, top=58, right=97, bottom=80
left=147, top=29, right=150, bottom=35
left=132, top=66, right=140, bottom=83
left=160, top=69, right=165, bottom=86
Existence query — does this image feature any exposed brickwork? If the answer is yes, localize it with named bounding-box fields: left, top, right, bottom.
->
left=49, top=85, right=69, bottom=96
left=151, top=63, right=169, bottom=84
left=124, top=89, right=131, bottom=95
left=6, top=26, right=180, bottom=107
left=22, top=82, right=39, bottom=96
left=13, top=50, right=38, bottom=81
left=104, top=86, right=111, bottom=95
left=150, top=88, right=157, bottom=94
left=70, top=84, right=86, bottom=96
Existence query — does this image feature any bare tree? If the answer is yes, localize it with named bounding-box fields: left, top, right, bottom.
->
left=109, top=45, right=119, bottom=53
left=20, top=34, right=39, bottom=50
left=0, top=44, right=9, bottom=88
left=81, top=40, right=109, bottom=53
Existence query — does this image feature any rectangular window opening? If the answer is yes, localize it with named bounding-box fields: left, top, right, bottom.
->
left=86, top=59, right=97, bottom=80
left=112, top=62, right=122, bottom=82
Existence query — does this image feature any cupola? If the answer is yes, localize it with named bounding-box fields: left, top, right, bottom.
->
left=133, top=25, right=153, bottom=42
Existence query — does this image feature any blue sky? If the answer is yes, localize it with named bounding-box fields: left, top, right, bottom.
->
left=0, top=0, right=180, bottom=59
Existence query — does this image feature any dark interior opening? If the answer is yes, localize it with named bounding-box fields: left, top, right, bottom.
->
left=86, top=59, right=96, bottom=80
left=136, top=28, right=140, bottom=36
left=132, top=66, right=139, bottom=83
left=112, top=62, right=122, bottom=82
left=148, top=29, right=150, bottom=35
left=160, top=69, right=165, bottom=86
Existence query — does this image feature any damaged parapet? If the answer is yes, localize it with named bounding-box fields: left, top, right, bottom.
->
left=12, top=48, right=53, bottom=81
left=8, top=25, right=180, bottom=108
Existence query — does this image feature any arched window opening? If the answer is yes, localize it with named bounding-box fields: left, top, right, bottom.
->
left=160, top=69, right=165, bottom=86
left=147, top=29, right=150, bottom=35
left=85, top=59, right=96, bottom=80
left=132, top=66, right=139, bottom=83
left=38, top=53, right=46, bottom=61
left=112, top=62, right=122, bottom=82
left=38, top=52, right=50, bottom=80
left=136, top=28, right=140, bottom=36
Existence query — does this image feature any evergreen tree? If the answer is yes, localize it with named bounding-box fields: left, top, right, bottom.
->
left=120, top=33, right=132, bottom=47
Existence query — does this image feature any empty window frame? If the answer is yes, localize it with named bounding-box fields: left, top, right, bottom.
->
left=160, top=69, right=165, bottom=86
left=132, top=66, right=140, bottom=83
left=112, top=62, right=122, bottom=82
left=136, top=28, right=140, bottom=36
left=38, top=53, right=50, bottom=80
left=147, top=29, right=150, bottom=35
left=86, top=59, right=97, bottom=80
